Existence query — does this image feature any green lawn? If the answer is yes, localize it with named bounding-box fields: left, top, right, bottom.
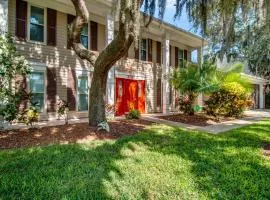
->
left=0, top=121, right=270, bottom=199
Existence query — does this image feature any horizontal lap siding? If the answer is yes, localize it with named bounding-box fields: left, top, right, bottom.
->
left=8, top=0, right=106, bottom=117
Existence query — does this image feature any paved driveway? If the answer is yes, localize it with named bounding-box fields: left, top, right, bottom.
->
left=142, top=109, right=270, bottom=134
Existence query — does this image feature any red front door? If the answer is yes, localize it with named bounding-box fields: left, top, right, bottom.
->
left=115, top=78, right=146, bottom=116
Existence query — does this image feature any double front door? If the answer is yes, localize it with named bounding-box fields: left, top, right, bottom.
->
left=115, top=78, right=146, bottom=116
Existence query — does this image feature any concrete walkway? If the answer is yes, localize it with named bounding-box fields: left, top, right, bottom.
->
left=142, top=110, right=270, bottom=134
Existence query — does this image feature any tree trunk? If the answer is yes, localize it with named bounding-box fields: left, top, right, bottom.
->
left=88, top=69, right=108, bottom=126
left=188, top=93, right=197, bottom=115
left=69, top=0, right=142, bottom=127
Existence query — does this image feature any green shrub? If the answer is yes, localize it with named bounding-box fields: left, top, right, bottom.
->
left=176, top=95, right=196, bottom=115
left=57, top=99, right=69, bottom=125
left=126, top=109, right=141, bottom=119
left=0, top=33, right=31, bottom=122
left=204, top=83, right=253, bottom=118
left=18, top=106, right=40, bottom=128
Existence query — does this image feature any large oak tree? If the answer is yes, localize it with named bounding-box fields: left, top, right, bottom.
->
left=68, top=0, right=269, bottom=126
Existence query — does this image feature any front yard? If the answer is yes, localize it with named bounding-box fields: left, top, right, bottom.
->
left=0, top=120, right=270, bottom=199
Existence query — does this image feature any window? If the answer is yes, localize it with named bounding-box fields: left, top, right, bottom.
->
left=178, top=49, right=184, bottom=67
left=140, top=39, right=147, bottom=61
left=80, top=24, right=89, bottom=49
left=30, top=6, right=45, bottom=42
left=191, top=50, right=198, bottom=63
left=77, top=76, right=88, bottom=111
left=30, top=72, right=45, bottom=112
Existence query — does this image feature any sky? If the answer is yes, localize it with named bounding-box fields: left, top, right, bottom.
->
left=140, top=1, right=201, bottom=62
left=143, top=0, right=200, bottom=36
left=150, top=1, right=200, bottom=62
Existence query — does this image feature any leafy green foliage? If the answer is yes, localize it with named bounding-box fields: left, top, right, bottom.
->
left=126, top=109, right=141, bottom=119
left=246, top=25, right=270, bottom=79
left=18, top=106, right=39, bottom=128
left=204, top=63, right=253, bottom=117
left=0, top=33, right=31, bottom=122
left=176, top=95, right=197, bottom=115
left=0, top=121, right=270, bottom=199
left=171, top=62, right=217, bottom=115
left=57, top=99, right=69, bottom=125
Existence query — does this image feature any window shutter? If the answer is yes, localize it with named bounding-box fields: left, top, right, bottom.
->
left=67, top=68, right=77, bottom=111
left=47, top=8, right=57, bottom=46
left=175, top=47, right=178, bottom=67
left=47, top=67, right=57, bottom=112
left=90, top=21, right=98, bottom=51
left=156, top=78, right=162, bottom=109
left=156, top=41, right=161, bottom=64
left=147, top=39, right=152, bottom=62
left=135, top=48, right=139, bottom=60
left=67, top=14, right=75, bottom=49
left=184, top=49, right=188, bottom=61
left=16, top=0, right=27, bottom=40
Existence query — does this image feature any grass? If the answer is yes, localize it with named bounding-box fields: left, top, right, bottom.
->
left=0, top=120, right=270, bottom=199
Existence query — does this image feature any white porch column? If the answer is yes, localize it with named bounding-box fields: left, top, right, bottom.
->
left=0, top=0, right=8, bottom=34
left=162, top=36, right=170, bottom=114
left=106, top=14, right=115, bottom=107
left=259, top=84, right=265, bottom=109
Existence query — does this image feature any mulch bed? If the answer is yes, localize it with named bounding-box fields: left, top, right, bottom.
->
left=157, top=113, right=235, bottom=127
left=0, top=119, right=153, bottom=149
left=263, top=143, right=270, bottom=157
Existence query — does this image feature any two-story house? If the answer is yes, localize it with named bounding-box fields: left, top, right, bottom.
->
left=1, top=0, right=205, bottom=120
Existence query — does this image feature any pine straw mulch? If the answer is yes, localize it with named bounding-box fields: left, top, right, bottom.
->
left=156, top=113, right=236, bottom=127
left=0, top=119, right=153, bottom=150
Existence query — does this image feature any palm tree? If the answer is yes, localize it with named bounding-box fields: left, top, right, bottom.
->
left=170, top=62, right=217, bottom=115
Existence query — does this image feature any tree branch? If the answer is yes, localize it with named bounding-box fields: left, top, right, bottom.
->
left=69, top=0, right=98, bottom=66
left=94, top=0, right=142, bottom=73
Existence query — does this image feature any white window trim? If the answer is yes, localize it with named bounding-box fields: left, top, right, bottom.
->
left=27, top=4, right=47, bottom=45
left=178, top=49, right=184, bottom=67
left=27, top=62, right=47, bottom=114
left=76, top=70, right=90, bottom=112
left=140, top=38, right=148, bottom=61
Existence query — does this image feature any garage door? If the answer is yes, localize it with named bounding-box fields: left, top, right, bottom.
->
left=115, top=78, right=145, bottom=116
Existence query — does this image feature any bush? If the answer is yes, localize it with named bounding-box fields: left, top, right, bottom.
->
left=18, top=106, right=40, bottom=128
left=204, top=82, right=252, bottom=118
left=57, top=99, right=69, bottom=124
left=0, top=33, right=31, bottom=122
left=126, top=109, right=141, bottom=119
left=176, top=95, right=196, bottom=115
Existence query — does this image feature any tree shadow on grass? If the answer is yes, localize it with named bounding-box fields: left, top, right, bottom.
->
left=0, top=121, right=270, bottom=199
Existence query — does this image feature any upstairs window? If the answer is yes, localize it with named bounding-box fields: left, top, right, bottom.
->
left=77, top=75, right=88, bottom=111
left=80, top=24, right=89, bottom=49
left=140, top=39, right=147, bottom=61
left=30, top=72, right=45, bottom=112
left=178, top=49, right=184, bottom=67
left=30, top=6, right=45, bottom=42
